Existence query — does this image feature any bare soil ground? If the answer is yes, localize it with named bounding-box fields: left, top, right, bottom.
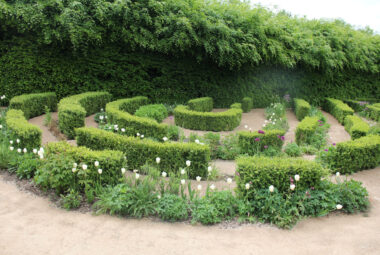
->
left=0, top=167, right=379, bottom=255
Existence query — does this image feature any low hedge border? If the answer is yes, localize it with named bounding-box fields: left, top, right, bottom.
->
left=344, top=99, right=369, bottom=112
left=321, top=135, right=380, bottom=174
left=366, top=105, right=380, bottom=122
left=238, top=129, right=285, bottom=155
left=9, top=92, right=57, bottom=119
left=106, top=97, right=169, bottom=139
left=344, top=115, right=369, bottom=139
left=294, top=98, right=311, bottom=121
left=230, top=103, right=242, bottom=109
left=45, top=141, right=126, bottom=190
left=58, top=92, right=112, bottom=139
left=6, top=109, right=42, bottom=149
left=174, top=105, right=242, bottom=131
left=295, top=116, right=319, bottom=145
left=236, top=156, right=328, bottom=195
left=75, top=127, right=211, bottom=178
left=242, top=97, right=253, bottom=113
left=188, top=97, right=213, bottom=112
left=324, top=98, right=354, bottom=124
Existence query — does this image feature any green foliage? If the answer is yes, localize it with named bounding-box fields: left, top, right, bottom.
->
left=9, top=92, right=57, bottom=119
left=157, top=194, right=189, bottom=222
left=58, top=92, right=112, bottom=138
left=188, top=97, right=213, bottom=112
left=295, top=116, right=319, bottom=145
left=174, top=105, right=242, bottom=131
left=241, top=97, right=253, bottom=113
left=216, top=134, right=241, bottom=160
left=238, top=130, right=285, bottom=155
left=16, top=153, right=41, bottom=179
left=236, top=156, right=328, bottom=195
left=324, top=98, right=354, bottom=123
left=61, top=189, right=82, bottom=210
left=230, top=103, right=242, bottom=109
left=368, top=123, right=380, bottom=135
left=344, top=100, right=370, bottom=112
left=75, top=127, right=211, bottom=178
left=135, top=104, right=168, bottom=123
left=365, top=105, right=380, bottom=122
left=319, top=135, right=380, bottom=174
left=284, top=142, right=302, bottom=157
left=6, top=109, right=41, bottom=149
left=43, top=105, right=52, bottom=127
left=264, top=103, right=289, bottom=131
left=106, top=97, right=169, bottom=139
left=294, top=98, right=311, bottom=121
left=344, top=115, right=370, bottom=139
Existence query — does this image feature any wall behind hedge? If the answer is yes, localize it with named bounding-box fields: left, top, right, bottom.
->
left=0, top=39, right=378, bottom=108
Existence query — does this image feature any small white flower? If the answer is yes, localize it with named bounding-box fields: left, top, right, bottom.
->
left=196, top=176, right=201, bottom=182
left=208, top=166, right=212, bottom=172
left=115, top=127, right=119, bottom=131
left=210, top=184, right=216, bottom=190
left=39, top=154, right=44, bottom=159
left=0, top=125, right=2, bottom=129
left=72, top=168, right=77, bottom=173
left=294, top=174, right=300, bottom=182
left=33, top=149, right=37, bottom=154
left=162, top=171, right=167, bottom=178
left=245, top=183, right=250, bottom=190
left=82, top=164, right=88, bottom=170
left=336, top=204, right=343, bottom=210
left=140, top=134, right=144, bottom=138
left=135, top=173, right=140, bottom=180
left=133, top=169, right=139, bottom=173
left=94, top=161, right=99, bottom=167
left=249, top=128, right=252, bottom=131
left=23, top=148, right=27, bottom=153
left=180, top=169, right=186, bottom=175
left=121, top=128, right=125, bottom=132
left=121, top=168, right=126, bottom=174
left=336, top=172, right=340, bottom=177
left=114, top=124, right=118, bottom=129
left=10, top=140, right=13, bottom=145
left=73, top=163, right=77, bottom=168
left=137, top=133, right=140, bottom=137
left=16, top=139, right=20, bottom=144
left=163, top=137, right=168, bottom=142
left=195, top=139, right=200, bottom=144
left=101, top=108, right=104, bottom=112
left=157, top=195, right=161, bottom=199
left=244, top=125, right=248, bottom=129
left=186, top=160, right=191, bottom=167
left=197, top=184, right=202, bottom=191
left=9, top=146, right=14, bottom=151
left=156, top=157, right=161, bottom=164
left=290, top=184, right=296, bottom=191
left=98, top=169, right=102, bottom=174
left=269, top=185, right=274, bottom=193
left=180, top=179, right=185, bottom=185
left=227, top=178, right=232, bottom=184
left=17, top=148, right=21, bottom=153
left=99, top=115, right=104, bottom=120
left=39, top=147, right=44, bottom=153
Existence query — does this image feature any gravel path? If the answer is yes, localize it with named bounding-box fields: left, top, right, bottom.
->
left=28, top=114, right=59, bottom=145
left=283, top=109, right=299, bottom=145
left=322, top=111, right=351, bottom=144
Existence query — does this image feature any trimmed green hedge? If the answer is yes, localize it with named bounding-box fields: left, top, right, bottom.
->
left=344, top=115, right=370, bottom=139
left=323, top=135, right=380, bottom=174
left=230, top=103, right=242, bottom=109
left=344, top=99, right=369, bottom=112
left=295, top=116, right=319, bottom=145
left=6, top=109, right=41, bottom=149
left=58, top=92, right=112, bottom=139
left=188, top=97, right=213, bottom=112
left=238, top=130, right=285, bottom=155
left=324, top=98, right=354, bottom=124
left=294, top=98, right=311, bottom=121
left=366, top=105, right=380, bottom=122
left=241, top=97, right=253, bottom=113
left=9, top=92, right=57, bottom=119
left=44, top=141, right=126, bottom=190
left=75, top=127, right=211, bottom=178
left=135, top=104, right=168, bottom=123
left=236, top=156, right=328, bottom=195
left=106, top=97, right=169, bottom=139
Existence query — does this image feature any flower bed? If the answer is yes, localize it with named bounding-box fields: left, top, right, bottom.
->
left=9, top=92, right=57, bottom=119
left=238, top=129, right=285, bottom=155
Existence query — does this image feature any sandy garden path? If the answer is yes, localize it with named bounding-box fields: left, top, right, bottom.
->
left=0, top=166, right=379, bottom=255
left=322, top=111, right=351, bottom=144
left=283, top=109, right=299, bottom=145
left=163, top=108, right=267, bottom=137
left=28, top=114, right=59, bottom=145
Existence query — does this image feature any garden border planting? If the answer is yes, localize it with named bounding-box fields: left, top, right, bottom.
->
left=295, top=116, right=319, bottom=145
left=188, top=97, right=213, bottom=112
left=366, top=105, right=380, bottom=122
left=238, top=130, right=285, bottom=155
left=294, top=98, right=311, bottom=121
left=9, top=92, right=57, bottom=119
left=324, top=98, right=354, bottom=124
left=344, top=115, right=370, bottom=139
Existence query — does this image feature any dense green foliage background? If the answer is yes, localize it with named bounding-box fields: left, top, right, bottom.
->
left=0, top=0, right=379, bottom=106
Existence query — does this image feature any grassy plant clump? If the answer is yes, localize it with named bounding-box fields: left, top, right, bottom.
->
left=135, top=104, right=168, bottom=123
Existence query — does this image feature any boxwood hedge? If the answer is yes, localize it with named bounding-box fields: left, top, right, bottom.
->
left=366, top=105, right=380, bottom=122
left=294, top=98, right=311, bottom=121
left=295, top=116, right=319, bottom=145
left=9, top=92, right=57, bottom=119
left=344, top=115, right=370, bottom=139
left=238, top=129, right=285, bottom=155
left=241, top=97, right=253, bottom=113
left=188, top=97, right=213, bottom=112
left=324, top=98, right=354, bottom=124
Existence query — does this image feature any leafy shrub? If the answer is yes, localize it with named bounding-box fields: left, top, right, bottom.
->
left=135, top=104, right=168, bottom=123
left=238, top=129, right=285, bottom=155
left=61, top=189, right=82, bottom=210
left=191, top=198, right=222, bottom=225
left=217, top=134, right=241, bottom=160
left=241, top=97, right=253, bottom=113
left=295, top=116, right=319, bottom=145
left=264, top=103, right=289, bottom=131
left=9, top=92, right=57, bottom=119
left=284, top=142, right=302, bottom=157
left=205, top=190, right=239, bottom=220
left=94, top=111, right=107, bottom=123
left=16, top=153, right=41, bottom=179
left=368, top=123, right=380, bottom=135
left=174, top=105, right=242, bottom=131
left=236, top=156, right=328, bottom=195
left=294, top=98, right=311, bottom=121
left=76, top=127, right=211, bottom=178
left=188, top=97, right=213, bottom=112
left=344, top=115, right=369, bottom=139
left=58, top=92, right=112, bottom=138
left=299, top=145, right=319, bottom=155
left=6, top=109, right=42, bottom=149
left=167, top=125, right=180, bottom=141
left=344, top=100, right=370, bottom=112
left=365, top=105, right=380, bottom=122
left=157, top=194, right=189, bottom=222
left=106, top=97, right=169, bottom=139
left=230, top=102, right=242, bottom=109
left=319, top=135, right=380, bottom=174
left=324, top=98, right=354, bottom=123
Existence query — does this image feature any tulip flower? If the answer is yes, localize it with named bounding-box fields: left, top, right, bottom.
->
left=245, top=183, right=250, bottom=190
left=72, top=168, right=77, bottom=173
left=195, top=139, right=200, bottom=144
left=269, top=185, right=274, bottom=192
left=121, top=168, right=126, bottom=174
left=227, top=178, right=232, bottom=184
left=23, top=148, right=27, bottom=153
left=82, top=164, right=88, bottom=170
left=181, top=179, right=185, bottom=185
left=73, top=163, right=77, bottom=168
left=17, top=148, right=21, bottom=153
left=294, top=174, right=300, bottom=182
left=197, top=184, right=202, bottom=191
left=180, top=169, right=186, bottom=175
left=156, top=157, right=161, bottom=164
left=10, top=146, right=14, bottom=151
left=208, top=166, right=212, bottom=172
left=186, top=160, right=191, bottom=167
left=196, top=176, right=201, bottom=182
left=135, top=173, right=140, bottom=180
left=210, top=184, right=215, bottom=190
left=336, top=172, right=340, bottom=177
left=163, top=137, right=168, bottom=142
left=336, top=204, right=343, bottom=210
left=98, top=169, right=102, bottom=174
left=9, top=140, right=13, bottom=144
left=162, top=171, right=167, bottom=178
left=94, top=161, right=99, bottom=167
left=121, top=128, right=125, bottom=132
left=33, top=149, right=37, bottom=154
left=290, top=184, right=296, bottom=190
left=16, top=139, right=20, bottom=143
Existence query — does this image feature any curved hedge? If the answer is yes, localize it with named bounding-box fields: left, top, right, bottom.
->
left=6, top=109, right=41, bottom=149
left=9, top=92, right=57, bottom=120
left=295, top=116, right=320, bottom=145
left=324, top=98, right=354, bottom=124
left=188, top=97, right=213, bottom=112
left=294, top=98, right=311, bottom=121
left=344, top=115, right=370, bottom=139
left=58, top=92, right=112, bottom=139
left=75, top=127, right=210, bottom=178
left=106, top=97, right=169, bottom=139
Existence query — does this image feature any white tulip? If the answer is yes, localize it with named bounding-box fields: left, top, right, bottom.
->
left=73, top=163, right=77, bottom=168
left=294, top=174, right=300, bottom=182
left=163, top=137, right=168, bottom=142
left=10, top=140, right=13, bottom=145
left=114, top=124, right=118, bottom=129
left=269, top=185, right=274, bottom=193
left=197, top=184, right=202, bottom=191
left=23, top=148, right=27, bottom=153
left=180, top=169, right=186, bottom=175
left=336, top=172, right=340, bottom=177
left=121, top=128, right=125, bottom=132
left=186, top=160, right=191, bottom=167
left=133, top=169, right=139, bottom=173
left=39, top=154, right=44, bottom=159
left=336, top=204, right=343, bottom=210
left=245, top=183, right=250, bottom=190
left=135, top=173, right=140, bottom=180
left=140, top=135, right=144, bottom=138
left=210, top=184, right=216, bottom=190
left=72, top=168, right=77, bottom=173
left=181, top=179, right=185, bottom=185
left=195, top=139, right=200, bottom=144
left=290, top=184, right=296, bottom=191
left=115, top=127, right=119, bottom=131
left=101, top=108, right=104, bottom=112
left=121, top=168, right=126, bottom=174
left=39, top=147, right=44, bottom=153
left=162, top=171, right=167, bottom=178
left=9, top=146, right=14, bottom=151
left=249, top=128, right=252, bottom=131
left=82, top=164, right=88, bottom=170
left=16, top=139, right=20, bottom=144
left=227, top=178, right=232, bottom=184
left=105, top=116, right=108, bottom=119
left=17, top=148, right=21, bottom=153
left=99, top=115, right=104, bottom=120
left=244, top=125, right=248, bottom=129
left=98, top=169, right=102, bottom=174
left=196, top=176, right=201, bottom=182
left=33, top=149, right=37, bottom=154
left=136, top=133, right=140, bottom=137
left=156, top=157, right=161, bottom=164
left=208, top=166, right=212, bottom=172
left=94, top=161, right=99, bottom=167
left=0, top=125, right=2, bottom=129
left=157, top=195, right=161, bottom=199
